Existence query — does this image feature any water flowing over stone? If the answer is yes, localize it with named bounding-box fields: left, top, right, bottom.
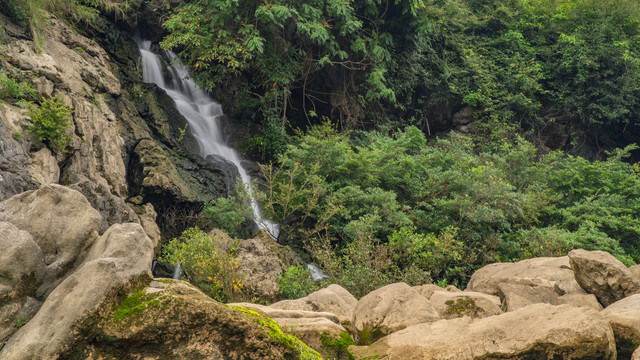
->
left=135, top=38, right=279, bottom=239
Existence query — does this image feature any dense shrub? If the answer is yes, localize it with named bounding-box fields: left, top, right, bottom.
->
left=27, top=95, right=72, bottom=151
left=259, top=123, right=640, bottom=287
left=161, top=227, right=244, bottom=302
left=202, top=195, right=252, bottom=238
left=277, top=266, right=320, bottom=300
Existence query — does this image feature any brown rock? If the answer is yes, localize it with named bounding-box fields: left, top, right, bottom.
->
left=558, top=293, right=603, bottom=311
left=629, top=264, right=640, bottom=281
left=235, top=232, right=287, bottom=300
left=352, top=283, right=439, bottom=344
left=351, top=304, right=616, bottom=360
left=429, top=290, right=502, bottom=319
left=569, top=249, right=640, bottom=307
left=467, top=256, right=585, bottom=296
left=0, top=185, right=102, bottom=295
left=412, top=284, right=444, bottom=299
left=0, top=222, right=45, bottom=343
left=0, top=223, right=154, bottom=360
left=633, top=347, right=640, bottom=360
left=496, top=277, right=562, bottom=311
left=270, top=284, right=357, bottom=326
left=230, top=302, right=346, bottom=353
left=61, top=281, right=321, bottom=360
left=601, top=294, right=640, bottom=358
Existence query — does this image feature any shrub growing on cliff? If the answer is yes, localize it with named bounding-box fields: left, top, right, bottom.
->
left=161, top=227, right=244, bottom=302
left=0, top=71, right=39, bottom=103
left=27, top=95, right=72, bottom=151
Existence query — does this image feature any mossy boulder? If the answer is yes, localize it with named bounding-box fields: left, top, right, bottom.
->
left=61, top=276, right=321, bottom=360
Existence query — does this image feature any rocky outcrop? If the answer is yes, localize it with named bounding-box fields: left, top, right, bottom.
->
left=0, top=222, right=45, bottom=342
left=569, top=249, right=640, bottom=307
left=270, top=284, right=358, bottom=326
left=235, top=231, right=288, bottom=301
left=351, top=304, right=617, bottom=360
left=467, top=256, right=587, bottom=310
left=0, top=186, right=154, bottom=359
left=352, top=283, right=439, bottom=345
left=601, top=294, right=640, bottom=357
left=0, top=185, right=102, bottom=296
left=62, top=279, right=321, bottom=360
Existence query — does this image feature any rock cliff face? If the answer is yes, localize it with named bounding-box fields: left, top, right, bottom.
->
left=0, top=9, right=231, bottom=242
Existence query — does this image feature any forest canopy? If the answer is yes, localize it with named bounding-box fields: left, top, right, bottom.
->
left=161, top=0, right=640, bottom=159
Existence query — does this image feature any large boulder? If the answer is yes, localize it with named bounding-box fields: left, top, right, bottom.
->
left=0, top=222, right=45, bottom=343
left=0, top=185, right=102, bottom=296
left=569, top=249, right=640, bottom=307
left=497, top=278, right=561, bottom=311
left=352, top=283, right=439, bottom=344
left=270, top=284, right=358, bottom=326
left=0, top=222, right=154, bottom=360
left=428, top=290, right=502, bottom=319
left=467, top=256, right=587, bottom=310
left=351, top=303, right=617, bottom=360
left=61, top=279, right=321, bottom=360
left=601, top=294, right=640, bottom=358
left=234, top=231, right=288, bottom=300
left=633, top=347, right=640, bottom=360
left=468, top=256, right=584, bottom=296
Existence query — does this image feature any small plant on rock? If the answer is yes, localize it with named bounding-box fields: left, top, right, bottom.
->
left=27, top=95, right=73, bottom=151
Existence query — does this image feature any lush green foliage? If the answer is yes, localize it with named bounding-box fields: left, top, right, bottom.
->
left=277, top=265, right=321, bottom=300
left=161, top=0, right=429, bottom=158
left=161, top=227, right=244, bottom=302
left=27, top=95, right=73, bottom=151
left=202, top=195, right=251, bottom=238
left=260, top=123, right=640, bottom=287
left=162, top=0, right=640, bottom=160
left=0, top=71, right=39, bottom=103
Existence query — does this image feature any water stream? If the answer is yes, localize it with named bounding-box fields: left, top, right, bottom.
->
left=135, top=38, right=279, bottom=239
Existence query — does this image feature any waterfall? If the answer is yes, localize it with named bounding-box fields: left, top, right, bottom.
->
left=135, top=38, right=279, bottom=239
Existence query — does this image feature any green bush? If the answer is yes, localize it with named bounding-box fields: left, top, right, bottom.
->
left=0, top=71, right=39, bottom=103
left=27, top=95, right=73, bottom=151
left=277, top=265, right=320, bottom=300
left=202, top=195, right=251, bottom=238
left=260, top=123, right=640, bottom=288
left=161, top=227, right=244, bottom=302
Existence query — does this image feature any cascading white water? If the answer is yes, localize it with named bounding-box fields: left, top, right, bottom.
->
left=136, top=38, right=279, bottom=239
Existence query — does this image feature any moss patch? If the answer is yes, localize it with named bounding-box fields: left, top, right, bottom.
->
left=229, top=305, right=322, bottom=360
left=357, top=323, right=387, bottom=346
left=445, top=297, right=481, bottom=318
left=112, top=287, right=165, bottom=323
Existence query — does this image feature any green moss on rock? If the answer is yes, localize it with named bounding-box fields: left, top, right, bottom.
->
left=230, top=305, right=323, bottom=360
left=61, top=276, right=321, bottom=360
